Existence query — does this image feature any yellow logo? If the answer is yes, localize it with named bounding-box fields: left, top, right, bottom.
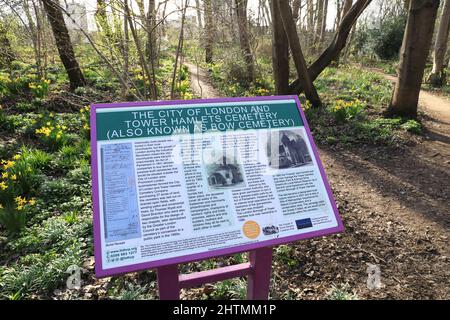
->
left=242, top=220, right=260, bottom=239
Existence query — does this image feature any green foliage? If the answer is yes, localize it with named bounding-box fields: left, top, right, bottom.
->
left=326, top=284, right=358, bottom=300
left=115, top=283, right=149, bottom=300
left=34, top=115, right=74, bottom=151
left=0, top=106, right=16, bottom=132
left=401, top=119, right=422, bottom=134
left=355, top=15, right=406, bottom=60
left=209, top=60, right=273, bottom=97
left=0, top=148, right=51, bottom=234
left=0, top=245, right=83, bottom=299
left=328, top=99, right=365, bottom=123
left=275, top=245, right=299, bottom=269
left=211, top=278, right=247, bottom=299
left=28, top=78, right=50, bottom=99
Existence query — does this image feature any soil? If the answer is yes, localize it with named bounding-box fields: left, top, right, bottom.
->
left=183, top=59, right=220, bottom=99
left=182, top=61, right=450, bottom=299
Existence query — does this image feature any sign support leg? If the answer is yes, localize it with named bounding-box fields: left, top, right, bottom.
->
left=247, top=247, right=273, bottom=300
left=157, top=264, right=180, bottom=300
left=156, top=248, right=273, bottom=300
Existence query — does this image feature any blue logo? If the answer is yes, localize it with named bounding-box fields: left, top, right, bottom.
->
left=295, top=218, right=313, bottom=230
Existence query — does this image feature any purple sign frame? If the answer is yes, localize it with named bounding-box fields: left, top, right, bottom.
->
left=90, top=95, right=344, bottom=278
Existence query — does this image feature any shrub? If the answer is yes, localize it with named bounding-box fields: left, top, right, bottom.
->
left=28, top=78, right=50, bottom=99
left=0, top=105, right=16, bottom=132
left=401, top=119, right=422, bottom=134
left=0, top=148, right=51, bottom=234
left=329, top=99, right=365, bottom=123
left=354, top=15, right=406, bottom=60
left=35, top=121, right=71, bottom=151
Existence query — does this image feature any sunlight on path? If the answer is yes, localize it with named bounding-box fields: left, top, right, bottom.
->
left=183, top=60, right=221, bottom=99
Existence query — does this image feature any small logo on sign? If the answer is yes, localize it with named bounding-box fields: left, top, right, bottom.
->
left=242, top=220, right=260, bottom=239
left=262, top=225, right=279, bottom=235
left=295, top=218, right=313, bottom=229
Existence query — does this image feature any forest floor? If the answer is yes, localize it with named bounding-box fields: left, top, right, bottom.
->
left=183, top=61, right=450, bottom=299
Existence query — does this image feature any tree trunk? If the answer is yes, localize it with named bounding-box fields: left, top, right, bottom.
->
left=307, top=0, right=314, bottom=53
left=0, top=24, right=14, bottom=72
left=270, top=0, right=290, bottom=94
left=340, top=0, right=354, bottom=25
left=42, top=0, right=85, bottom=90
left=23, top=0, right=42, bottom=77
left=122, top=0, right=130, bottom=99
left=235, top=0, right=255, bottom=84
left=315, top=0, right=325, bottom=51
left=278, top=0, right=322, bottom=107
left=334, top=0, right=342, bottom=32
left=125, top=1, right=157, bottom=99
left=292, top=0, right=302, bottom=23
left=388, top=0, right=440, bottom=117
left=146, top=0, right=158, bottom=66
left=289, top=0, right=372, bottom=94
left=204, top=0, right=214, bottom=63
left=171, top=0, right=188, bottom=98
left=195, top=0, right=203, bottom=29
left=321, top=0, right=329, bottom=42
left=428, top=0, right=450, bottom=87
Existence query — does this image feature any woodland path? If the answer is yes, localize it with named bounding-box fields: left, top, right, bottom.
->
left=183, top=59, right=221, bottom=99
left=183, top=60, right=450, bottom=299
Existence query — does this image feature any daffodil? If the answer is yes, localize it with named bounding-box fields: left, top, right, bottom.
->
left=13, top=154, right=21, bottom=160
left=28, top=198, right=36, bottom=206
left=0, top=181, right=8, bottom=190
left=3, top=160, right=14, bottom=170
left=11, top=174, right=17, bottom=181
left=2, top=172, right=8, bottom=179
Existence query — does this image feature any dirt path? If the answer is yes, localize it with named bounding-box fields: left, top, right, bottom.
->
left=183, top=59, right=221, bottom=99
left=381, top=73, right=450, bottom=121
left=183, top=61, right=450, bottom=299
left=370, top=69, right=450, bottom=153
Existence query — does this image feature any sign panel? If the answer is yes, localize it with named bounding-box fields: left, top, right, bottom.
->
left=91, top=96, right=343, bottom=277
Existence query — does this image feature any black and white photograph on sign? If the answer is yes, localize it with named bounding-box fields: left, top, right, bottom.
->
left=205, top=150, right=246, bottom=190
left=267, top=130, right=313, bottom=169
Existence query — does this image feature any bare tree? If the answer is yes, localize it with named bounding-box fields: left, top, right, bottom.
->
left=289, top=0, right=372, bottom=94
left=278, top=0, right=322, bottom=107
left=270, top=0, right=290, bottom=94
left=124, top=0, right=157, bottom=99
left=195, top=0, right=203, bottom=28
left=146, top=0, right=158, bottom=67
left=235, top=0, right=255, bottom=84
left=315, top=0, right=325, bottom=50
left=42, top=0, right=85, bottom=90
left=0, top=24, right=14, bottom=72
left=171, top=0, right=189, bottom=98
left=388, top=0, right=440, bottom=117
left=204, top=0, right=214, bottom=63
left=321, top=0, right=329, bottom=42
left=307, top=0, right=314, bottom=52
left=428, top=0, right=450, bottom=87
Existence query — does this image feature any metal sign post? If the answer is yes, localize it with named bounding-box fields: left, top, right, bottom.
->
left=157, top=247, right=273, bottom=300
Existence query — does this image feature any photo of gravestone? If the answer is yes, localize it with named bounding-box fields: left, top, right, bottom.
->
left=267, top=130, right=313, bottom=169
left=205, top=152, right=245, bottom=190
